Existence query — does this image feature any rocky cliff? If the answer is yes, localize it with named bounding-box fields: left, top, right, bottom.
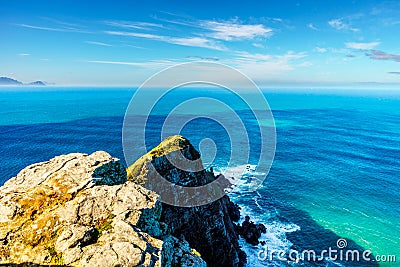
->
left=128, top=136, right=246, bottom=267
left=0, top=151, right=205, bottom=266
left=0, top=136, right=249, bottom=267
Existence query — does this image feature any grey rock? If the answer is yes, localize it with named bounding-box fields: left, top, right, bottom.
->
left=0, top=151, right=205, bottom=267
left=128, top=136, right=246, bottom=267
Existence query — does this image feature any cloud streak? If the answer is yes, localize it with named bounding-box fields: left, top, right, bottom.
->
left=252, top=43, right=264, bottom=48
left=307, top=23, right=318, bottom=30
left=83, top=59, right=178, bottom=68
left=104, top=30, right=225, bottom=50
left=314, top=47, right=327, bottom=53
left=101, top=17, right=272, bottom=51
left=200, top=20, right=272, bottom=41
left=15, top=23, right=90, bottom=33
left=104, top=20, right=164, bottom=30
left=345, top=42, right=380, bottom=50
left=230, top=51, right=308, bottom=80
left=366, top=50, right=400, bottom=62
left=186, top=56, right=219, bottom=61
left=328, top=19, right=359, bottom=32
left=84, top=41, right=112, bottom=47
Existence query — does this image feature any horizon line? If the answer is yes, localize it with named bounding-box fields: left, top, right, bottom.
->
left=1, top=84, right=400, bottom=92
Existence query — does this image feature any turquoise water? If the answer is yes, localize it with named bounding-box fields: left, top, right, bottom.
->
left=0, top=87, right=399, bottom=266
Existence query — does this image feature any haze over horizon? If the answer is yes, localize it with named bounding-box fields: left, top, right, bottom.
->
left=1, top=0, right=400, bottom=89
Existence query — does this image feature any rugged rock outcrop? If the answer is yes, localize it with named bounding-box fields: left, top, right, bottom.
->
left=0, top=151, right=205, bottom=267
left=128, top=136, right=246, bottom=267
left=236, top=216, right=267, bottom=246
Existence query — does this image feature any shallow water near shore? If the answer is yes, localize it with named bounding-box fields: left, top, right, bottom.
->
left=0, top=87, right=399, bottom=266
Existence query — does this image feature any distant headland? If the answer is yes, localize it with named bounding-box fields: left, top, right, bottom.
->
left=0, top=76, right=48, bottom=86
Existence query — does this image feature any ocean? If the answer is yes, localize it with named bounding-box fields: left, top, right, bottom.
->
left=0, top=87, right=399, bottom=266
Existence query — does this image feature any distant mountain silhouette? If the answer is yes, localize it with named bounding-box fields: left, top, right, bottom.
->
left=0, top=77, right=47, bottom=86
left=0, top=77, right=22, bottom=85
left=28, top=81, right=47, bottom=86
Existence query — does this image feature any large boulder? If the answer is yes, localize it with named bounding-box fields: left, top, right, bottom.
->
left=128, top=136, right=246, bottom=267
left=0, top=151, right=205, bottom=267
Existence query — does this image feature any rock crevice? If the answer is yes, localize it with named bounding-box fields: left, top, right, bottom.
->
left=1, top=136, right=253, bottom=267
left=128, top=136, right=246, bottom=267
left=0, top=150, right=205, bottom=267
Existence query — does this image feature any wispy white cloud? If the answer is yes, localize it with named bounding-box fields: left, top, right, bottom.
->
left=172, top=37, right=224, bottom=50
left=149, top=11, right=199, bottom=28
left=200, top=20, right=273, bottom=41
left=298, top=61, right=313, bottom=67
left=83, top=59, right=178, bottom=68
left=186, top=56, right=219, bottom=61
left=39, top=17, right=82, bottom=28
left=152, top=15, right=273, bottom=40
left=272, top=18, right=283, bottom=23
left=235, top=51, right=272, bottom=61
left=307, top=23, right=318, bottom=30
left=314, top=47, right=327, bottom=53
left=328, top=47, right=349, bottom=54
left=103, top=16, right=272, bottom=52
left=104, top=20, right=164, bottom=30
left=15, top=23, right=90, bottom=33
left=16, top=23, right=64, bottom=31
left=17, top=53, right=30, bottom=57
left=312, top=47, right=349, bottom=54
left=369, top=3, right=400, bottom=26
left=345, top=42, right=380, bottom=50
left=121, top=44, right=147, bottom=49
left=84, top=41, right=112, bottom=47
left=105, top=31, right=157, bottom=39
left=86, top=57, right=219, bottom=70
left=152, top=16, right=196, bottom=28
left=104, top=30, right=224, bottom=50
left=84, top=50, right=308, bottom=82
left=235, top=51, right=306, bottom=62
left=252, top=43, right=265, bottom=48
left=328, top=19, right=359, bottom=32
left=230, top=51, right=308, bottom=80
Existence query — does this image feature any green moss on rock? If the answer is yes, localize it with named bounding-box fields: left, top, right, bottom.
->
left=97, top=214, right=116, bottom=236
left=126, top=135, right=197, bottom=182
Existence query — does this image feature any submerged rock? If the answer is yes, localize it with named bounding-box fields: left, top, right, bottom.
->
left=128, top=135, right=247, bottom=267
left=0, top=151, right=205, bottom=267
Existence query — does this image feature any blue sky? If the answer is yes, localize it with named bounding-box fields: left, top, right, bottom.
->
left=1, top=0, right=400, bottom=88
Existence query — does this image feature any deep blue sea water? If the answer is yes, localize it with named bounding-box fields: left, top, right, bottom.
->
left=0, top=87, right=399, bottom=266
